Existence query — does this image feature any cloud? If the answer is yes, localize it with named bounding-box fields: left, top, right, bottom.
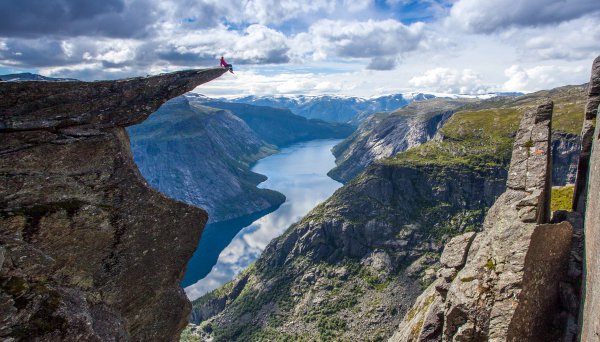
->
left=447, top=0, right=600, bottom=33
left=154, top=24, right=290, bottom=66
left=503, top=64, right=588, bottom=92
left=235, top=0, right=335, bottom=25
left=293, top=19, right=425, bottom=68
left=0, top=0, right=160, bottom=38
left=516, top=15, right=600, bottom=61
left=408, top=68, right=493, bottom=94
left=0, top=36, right=141, bottom=69
left=367, top=56, right=397, bottom=70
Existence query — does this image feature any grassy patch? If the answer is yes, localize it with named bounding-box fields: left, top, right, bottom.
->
left=386, top=108, right=519, bottom=169
left=551, top=185, right=575, bottom=212
left=485, top=258, right=496, bottom=271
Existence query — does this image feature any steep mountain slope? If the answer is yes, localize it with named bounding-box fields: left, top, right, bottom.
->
left=187, top=84, right=585, bottom=341
left=331, top=86, right=586, bottom=185
left=128, top=96, right=285, bottom=223
left=328, top=98, right=473, bottom=183
left=391, top=100, right=573, bottom=342
left=195, top=100, right=355, bottom=146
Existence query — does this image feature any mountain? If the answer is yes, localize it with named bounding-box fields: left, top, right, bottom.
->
left=329, top=86, right=584, bottom=185
left=194, top=99, right=355, bottom=146
left=328, top=98, right=475, bottom=183
left=187, top=84, right=585, bottom=341
left=0, top=72, right=77, bottom=81
left=128, top=96, right=285, bottom=224
left=129, top=95, right=353, bottom=223
left=210, top=94, right=414, bottom=124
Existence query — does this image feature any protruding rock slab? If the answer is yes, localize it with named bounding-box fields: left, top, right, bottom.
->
left=0, top=69, right=225, bottom=341
left=0, top=68, right=227, bottom=131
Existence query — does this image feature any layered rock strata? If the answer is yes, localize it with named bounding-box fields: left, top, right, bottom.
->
left=392, top=100, right=574, bottom=341
left=0, top=68, right=226, bottom=341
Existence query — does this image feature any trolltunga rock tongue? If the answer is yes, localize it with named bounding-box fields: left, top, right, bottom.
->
left=0, top=68, right=227, bottom=131
left=0, top=68, right=225, bottom=341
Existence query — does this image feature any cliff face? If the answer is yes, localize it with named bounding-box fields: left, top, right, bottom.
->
left=573, top=57, right=600, bottom=212
left=0, top=68, right=226, bottom=341
left=552, top=131, right=580, bottom=185
left=328, top=98, right=470, bottom=183
left=579, top=56, right=600, bottom=341
left=392, top=101, right=575, bottom=341
left=190, top=160, right=507, bottom=341
left=128, top=96, right=285, bottom=223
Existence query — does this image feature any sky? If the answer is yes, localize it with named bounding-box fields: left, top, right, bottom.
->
left=0, top=0, right=599, bottom=97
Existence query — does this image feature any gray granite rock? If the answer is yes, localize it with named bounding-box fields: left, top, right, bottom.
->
left=0, top=68, right=226, bottom=341
left=439, top=232, right=476, bottom=269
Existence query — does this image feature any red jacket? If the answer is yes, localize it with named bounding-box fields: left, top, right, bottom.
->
left=220, top=57, right=228, bottom=67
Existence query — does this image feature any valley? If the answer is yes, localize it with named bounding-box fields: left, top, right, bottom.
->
left=183, top=139, right=343, bottom=300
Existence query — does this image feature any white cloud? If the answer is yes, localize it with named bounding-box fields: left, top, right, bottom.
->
left=516, top=15, right=600, bottom=62
left=503, top=64, right=588, bottom=92
left=447, top=0, right=600, bottom=33
left=408, top=68, right=493, bottom=94
left=237, top=0, right=335, bottom=25
left=292, top=19, right=425, bottom=69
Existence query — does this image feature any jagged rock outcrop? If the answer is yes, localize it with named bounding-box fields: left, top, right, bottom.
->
left=573, top=56, right=600, bottom=212
left=392, top=100, right=574, bottom=341
left=0, top=68, right=226, bottom=341
left=580, top=58, right=600, bottom=341
left=328, top=99, right=469, bottom=183
left=128, top=96, right=284, bottom=223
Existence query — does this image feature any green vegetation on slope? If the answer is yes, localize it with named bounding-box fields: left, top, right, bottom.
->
left=387, top=86, right=586, bottom=168
left=551, top=185, right=575, bottom=212
left=386, top=108, right=520, bottom=168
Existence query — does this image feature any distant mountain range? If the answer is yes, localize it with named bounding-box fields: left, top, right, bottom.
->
left=0, top=72, right=77, bottom=82
left=195, top=92, right=523, bottom=125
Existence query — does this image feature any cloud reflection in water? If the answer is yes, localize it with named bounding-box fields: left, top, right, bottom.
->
left=185, top=139, right=343, bottom=300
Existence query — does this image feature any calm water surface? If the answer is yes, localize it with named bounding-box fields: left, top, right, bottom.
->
left=183, top=139, right=342, bottom=300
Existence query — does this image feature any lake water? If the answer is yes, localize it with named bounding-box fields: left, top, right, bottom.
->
left=183, top=139, right=343, bottom=300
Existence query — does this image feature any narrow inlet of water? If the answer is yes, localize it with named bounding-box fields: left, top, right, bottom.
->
left=184, top=139, right=343, bottom=300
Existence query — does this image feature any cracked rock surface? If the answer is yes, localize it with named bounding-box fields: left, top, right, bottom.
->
left=0, top=68, right=226, bottom=341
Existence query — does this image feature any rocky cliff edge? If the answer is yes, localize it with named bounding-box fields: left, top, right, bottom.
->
left=391, top=99, right=575, bottom=341
left=0, top=68, right=227, bottom=341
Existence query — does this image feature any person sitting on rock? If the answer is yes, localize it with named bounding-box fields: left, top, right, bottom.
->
left=220, top=56, right=234, bottom=73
